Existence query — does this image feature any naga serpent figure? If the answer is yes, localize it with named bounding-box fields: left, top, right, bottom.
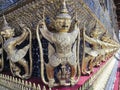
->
left=37, top=0, right=80, bottom=87
left=1, top=16, right=32, bottom=79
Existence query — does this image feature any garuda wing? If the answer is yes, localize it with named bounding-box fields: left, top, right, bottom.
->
left=11, top=45, right=29, bottom=62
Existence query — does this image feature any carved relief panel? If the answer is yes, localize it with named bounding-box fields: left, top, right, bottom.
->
left=0, top=0, right=119, bottom=89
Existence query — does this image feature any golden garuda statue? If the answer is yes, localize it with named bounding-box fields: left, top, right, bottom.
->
left=81, top=24, right=100, bottom=75
left=36, top=0, right=80, bottom=87
left=1, top=16, right=32, bottom=79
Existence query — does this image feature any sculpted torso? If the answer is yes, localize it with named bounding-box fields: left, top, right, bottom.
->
left=54, top=33, right=71, bottom=55
left=49, top=32, right=77, bottom=67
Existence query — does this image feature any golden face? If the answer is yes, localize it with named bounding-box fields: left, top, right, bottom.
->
left=1, top=29, right=14, bottom=38
left=55, top=18, right=71, bottom=32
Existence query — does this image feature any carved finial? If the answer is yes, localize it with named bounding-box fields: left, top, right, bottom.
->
left=43, top=6, right=45, bottom=21
left=74, top=11, right=79, bottom=28
left=2, top=74, right=4, bottom=78
left=49, top=87, right=52, bottom=90
left=6, top=75, right=9, bottom=80
left=9, top=76, right=12, bottom=81
left=4, top=74, right=6, bottom=78
left=61, top=0, right=67, bottom=13
left=2, top=15, right=12, bottom=31
left=28, top=81, right=32, bottom=87
left=43, top=86, right=46, bottom=90
left=33, top=83, right=37, bottom=89
left=15, top=78, right=18, bottom=83
left=3, top=15, right=8, bottom=26
left=25, top=81, right=28, bottom=86
left=56, top=0, right=71, bottom=19
left=12, top=77, right=15, bottom=82
left=22, top=80, right=25, bottom=85
left=37, top=84, right=41, bottom=90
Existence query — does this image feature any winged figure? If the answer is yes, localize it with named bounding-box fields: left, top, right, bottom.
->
left=1, top=16, right=32, bottom=79
left=37, top=0, right=80, bottom=87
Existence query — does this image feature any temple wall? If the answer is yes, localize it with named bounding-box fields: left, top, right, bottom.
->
left=0, top=0, right=118, bottom=38
left=0, top=0, right=119, bottom=90
left=84, top=0, right=118, bottom=40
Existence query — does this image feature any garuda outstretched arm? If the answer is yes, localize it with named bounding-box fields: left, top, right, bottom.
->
left=39, top=21, right=53, bottom=43
left=15, top=26, right=29, bottom=46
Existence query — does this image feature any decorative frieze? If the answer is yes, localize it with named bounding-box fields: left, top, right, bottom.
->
left=0, top=0, right=119, bottom=89
left=0, top=74, right=51, bottom=90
